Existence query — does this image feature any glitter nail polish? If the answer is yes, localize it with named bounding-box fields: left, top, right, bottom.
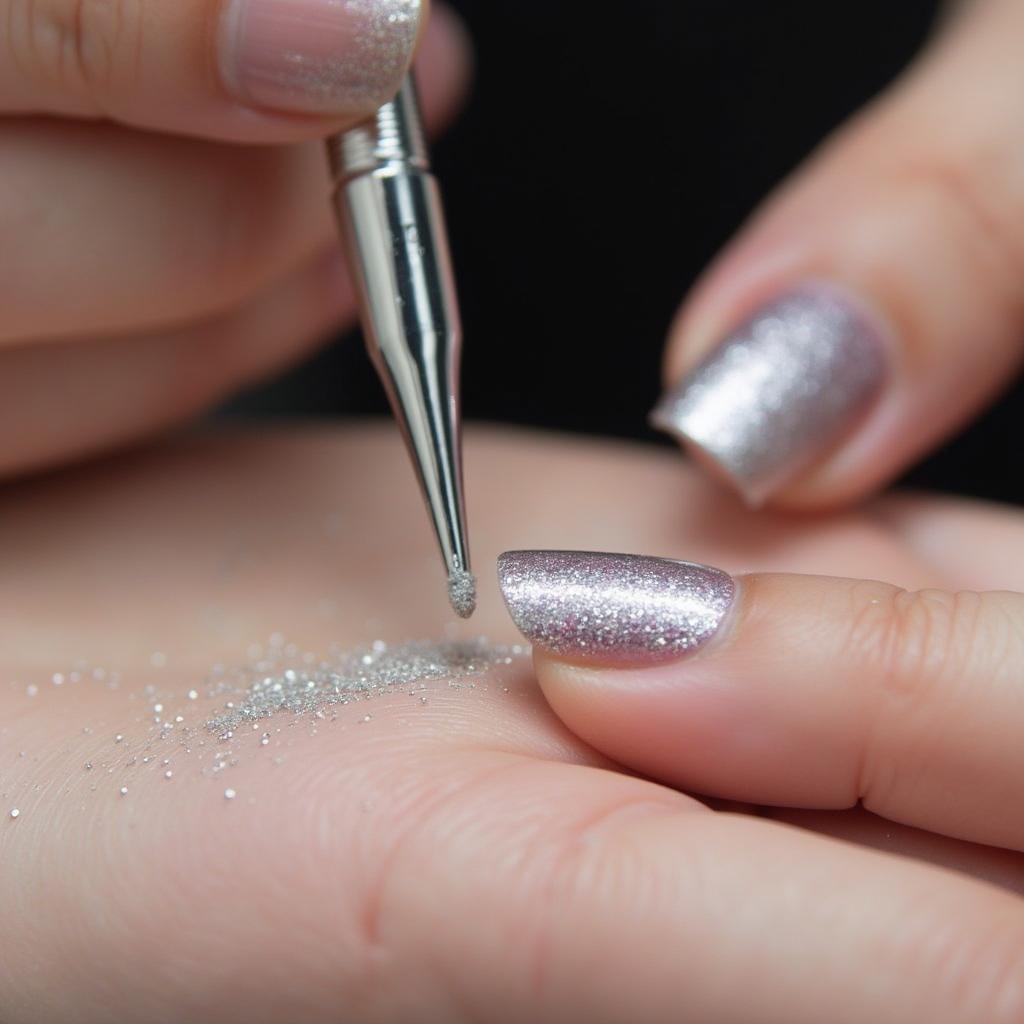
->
left=650, top=284, right=886, bottom=506
left=220, top=0, right=422, bottom=116
left=497, top=551, right=735, bottom=666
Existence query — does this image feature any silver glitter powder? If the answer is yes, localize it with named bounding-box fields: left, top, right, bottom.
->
left=498, top=551, right=735, bottom=666
left=205, top=639, right=521, bottom=733
left=448, top=571, right=477, bottom=620
left=650, top=285, right=886, bottom=506
left=9, top=808, right=19, bottom=819
left=224, top=789, right=237, bottom=801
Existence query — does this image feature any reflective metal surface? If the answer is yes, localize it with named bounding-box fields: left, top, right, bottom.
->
left=327, top=77, right=473, bottom=614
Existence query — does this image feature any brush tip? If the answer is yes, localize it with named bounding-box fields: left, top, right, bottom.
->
left=448, top=570, right=477, bottom=619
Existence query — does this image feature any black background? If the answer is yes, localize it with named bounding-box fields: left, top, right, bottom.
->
left=227, top=0, right=1023, bottom=506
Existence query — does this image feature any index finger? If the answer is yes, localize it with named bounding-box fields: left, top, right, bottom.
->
left=1, top=0, right=427, bottom=141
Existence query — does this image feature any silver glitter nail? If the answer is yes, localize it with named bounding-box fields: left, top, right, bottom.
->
left=498, top=551, right=736, bottom=666
left=650, top=285, right=886, bottom=506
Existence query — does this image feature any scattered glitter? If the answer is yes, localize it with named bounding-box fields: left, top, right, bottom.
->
left=175, top=716, right=184, bottom=724
left=224, top=789, right=237, bottom=801
left=119, top=786, right=129, bottom=796
left=9, top=808, right=19, bottom=819
left=153, top=703, right=163, bottom=713
left=25, top=684, right=38, bottom=698
left=164, top=771, right=173, bottom=780
left=114, top=734, right=123, bottom=744
left=205, top=639, right=522, bottom=733
left=84, top=763, right=93, bottom=772
left=187, top=690, right=199, bottom=701
left=52, top=673, right=64, bottom=686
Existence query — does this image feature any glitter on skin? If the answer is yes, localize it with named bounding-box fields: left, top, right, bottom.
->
left=205, top=639, right=521, bottom=733
left=9, top=808, right=19, bottom=819
left=448, top=570, right=477, bottom=619
left=497, top=551, right=736, bottom=667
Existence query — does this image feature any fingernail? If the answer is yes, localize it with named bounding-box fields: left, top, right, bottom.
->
left=650, top=284, right=887, bottom=506
left=220, top=0, right=423, bottom=116
left=497, top=551, right=736, bottom=666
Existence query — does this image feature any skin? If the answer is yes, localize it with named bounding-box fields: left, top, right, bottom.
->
left=0, top=1, right=471, bottom=478
left=1, top=426, right=1022, bottom=1023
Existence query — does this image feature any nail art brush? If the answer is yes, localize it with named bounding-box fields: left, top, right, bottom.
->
left=326, top=74, right=475, bottom=618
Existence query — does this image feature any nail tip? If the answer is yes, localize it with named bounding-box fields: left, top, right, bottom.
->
left=650, top=404, right=778, bottom=507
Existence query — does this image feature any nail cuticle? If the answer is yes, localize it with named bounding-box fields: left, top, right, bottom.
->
left=497, top=551, right=736, bottom=667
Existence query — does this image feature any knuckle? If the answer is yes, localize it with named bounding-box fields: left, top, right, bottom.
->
left=13, top=0, right=142, bottom=105
left=844, top=582, right=1024, bottom=804
left=843, top=583, right=988, bottom=702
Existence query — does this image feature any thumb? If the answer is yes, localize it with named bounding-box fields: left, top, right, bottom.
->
left=1, top=0, right=431, bottom=141
left=498, top=549, right=1024, bottom=851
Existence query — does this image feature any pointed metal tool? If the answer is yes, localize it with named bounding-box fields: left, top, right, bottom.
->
left=327, top=75, right=475, bottom=618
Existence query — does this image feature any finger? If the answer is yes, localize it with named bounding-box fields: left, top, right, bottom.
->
left=0, top=0, right=458, bottom=142
left=764, top=805, right=1024, bottom=899
left=0, top=25, right=466, bottom=342
left=397, top=758, right=1024, bottom=1023
left=0, top=247, right=352, bottom=479
left=651, top=0, right=1024, bottom=509
left=498, top=550, right=1024, bottom=850
left=871, top=491, right=1024, bottom=593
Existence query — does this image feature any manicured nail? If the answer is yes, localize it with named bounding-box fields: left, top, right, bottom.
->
left=650, top=284, right=886, bottom=506
left=497, top=551, right=735, bottom=666
left=220, top=0, right=422, bottom=116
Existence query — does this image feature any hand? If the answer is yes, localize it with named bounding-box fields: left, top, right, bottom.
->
left=0, top=0, right=468, bottom=480
left=1, top=426, right=1021, bottom=1022
left=651, top=0, right=1024, bottom=509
